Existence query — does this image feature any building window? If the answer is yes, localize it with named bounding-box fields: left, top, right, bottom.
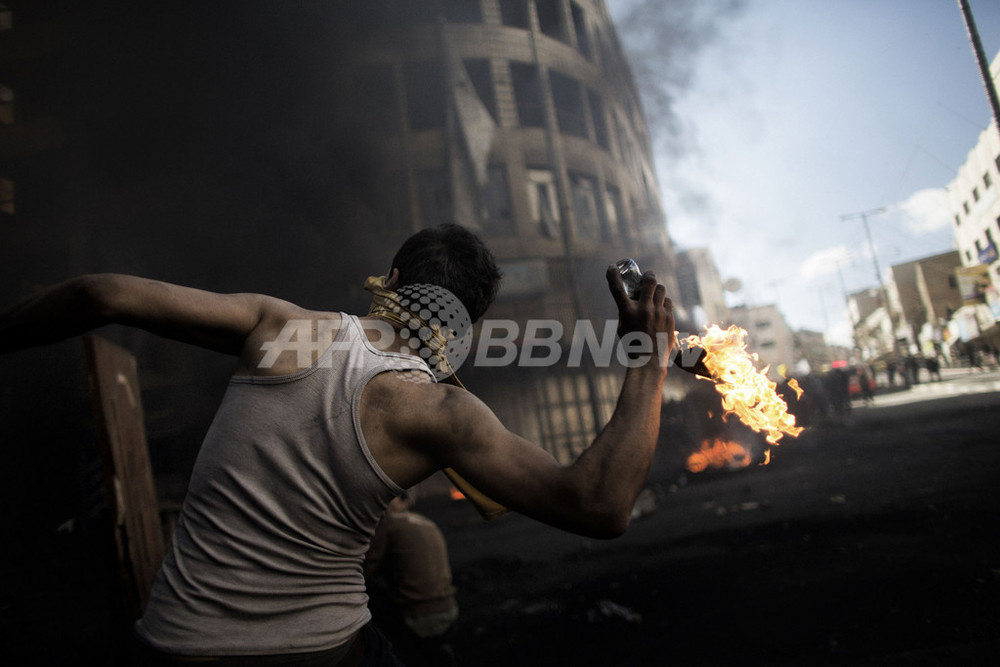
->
left=403, top=61, right=446, bottom=131
left=963, top=201, right=970, bottom=214
left=604, top=184, right=625, bottom=241
left=484, top=165, right=515, bottom=237
left=615, top=115, right=637, bottom=170
left=973, top=186, right=980, bottom=203
left=443, top=0, right=482, bottom=23
left=526, top=168, right=561, bottom=237
left=499, top=0, right=529, bottom=28
left=570, top=2, right=593, bottom=61
left=569, top=172, right=600, bottom=240
left=536, top=0, right=566, bottom=42
left=510, top=62, right=545, bottom=128
left=985, top=171, right=994, bottom=189
left=464, top=59, right=498, bottom=124
left=549, top=71, right=586, bottom=138
left=0, top=177, right=13, bottom=215
left=535, top=372, right=604, bottom=463
left=587, top=89, right=609, bottom=149
left=954, top=214, right=961, bottom=226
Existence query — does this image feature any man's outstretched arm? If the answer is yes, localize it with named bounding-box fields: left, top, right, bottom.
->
left=0, top=274, right=280, bottom=356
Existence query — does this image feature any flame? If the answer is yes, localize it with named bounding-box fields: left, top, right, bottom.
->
left=682, top=325, right=804, bottom=445
left=786, top=377, right=803, bottom=399
left=449, top=486, right=466, bottom=501
left=686, top=438, right=753, bottom=473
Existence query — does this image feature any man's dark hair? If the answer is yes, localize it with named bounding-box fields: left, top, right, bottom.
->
left=391, top=224, right=502, bottom=322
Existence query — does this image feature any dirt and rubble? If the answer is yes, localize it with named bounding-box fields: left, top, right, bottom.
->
left=377, top=387, right=1000, bottom=666
left=4, top=375, right=1000, bottom=665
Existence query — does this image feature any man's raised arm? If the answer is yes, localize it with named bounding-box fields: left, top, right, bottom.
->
left=0, top=274, right=278, bottom=356
left=397, top=268, right=675, bottom=539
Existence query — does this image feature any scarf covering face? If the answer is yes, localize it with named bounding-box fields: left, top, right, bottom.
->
left=364, top=276, right=507, bottom=520
left=364, top=275, right=458, bottom=384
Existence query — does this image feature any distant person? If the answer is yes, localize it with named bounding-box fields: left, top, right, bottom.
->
left=825, top=367, right=850, bottom=421
left=858, top=366, right=875, bottom=405
left=365, top=494, right=459, bottom=665
left=0, top=223, right=676, bottom=664
left=967, top=344, right=984, bottom=373
left=925, top=355, right=942, bottom=382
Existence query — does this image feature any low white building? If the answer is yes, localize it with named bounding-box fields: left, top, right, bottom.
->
left=848, top=288, right=893, bottom=360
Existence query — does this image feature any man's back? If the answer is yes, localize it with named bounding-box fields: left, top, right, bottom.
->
left=135, top=314, right=434, bottom=655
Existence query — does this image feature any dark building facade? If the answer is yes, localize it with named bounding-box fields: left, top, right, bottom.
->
left=329, top=0, right=682, bottom=457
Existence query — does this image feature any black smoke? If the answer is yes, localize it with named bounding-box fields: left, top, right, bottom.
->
left=610, top=0, right=749, bottom=158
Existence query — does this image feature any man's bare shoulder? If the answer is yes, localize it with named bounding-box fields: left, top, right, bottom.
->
left=239, top=305, right=343, bottom=376
left=360, top=371, right=471, bottom=488
left=365, top=370, right=449, bottom=412
left=365, top=373, right=486, bottom=439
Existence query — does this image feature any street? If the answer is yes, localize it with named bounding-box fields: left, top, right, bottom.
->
left=386, top=370, right=1000, bottom=665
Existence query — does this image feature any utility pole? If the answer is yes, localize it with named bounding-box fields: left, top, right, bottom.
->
left=841, top=207, right=895, bottom=356
left=958, top=0, right=1000, bottom=135
left=815, top=287, right=834, bottom=365
left=833, top=259, right=850, bottom=303
left=833, top=259, right=858, bottom=349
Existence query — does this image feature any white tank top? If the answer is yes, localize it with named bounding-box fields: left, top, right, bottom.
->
left=135, top=315, right=432, bottom=655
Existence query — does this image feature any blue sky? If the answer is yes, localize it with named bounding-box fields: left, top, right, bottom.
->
left=609, top=0, right=1000, bottom=347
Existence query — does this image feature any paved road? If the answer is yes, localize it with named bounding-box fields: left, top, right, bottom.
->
left=387, top=374, right=1000, bottom=666
left=859, top=367, right=1000, bottom=408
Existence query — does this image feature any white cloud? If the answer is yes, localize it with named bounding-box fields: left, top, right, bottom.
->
left=893, top=188, right=951, bottom=235
left=825, top=316, right=856, bottom=350
left=798, top=245, right=852, bottom=281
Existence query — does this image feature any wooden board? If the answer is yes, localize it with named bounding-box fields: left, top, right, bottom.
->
left=83, top=335, right=164, bottom=619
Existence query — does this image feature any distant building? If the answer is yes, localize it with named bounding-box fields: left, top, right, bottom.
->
left=945, top=48, right=1000, bottom=353
left=727, top=304, right=796, bottom=380
left=792, top=329, right=830, bottom=374
left=885, top=251, right=963, bottom=357
left=847, top=288, right=889, bottom=360
left=848, top=252, right=965, bottom=362
left=676, top=247, right=729, bottom=332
